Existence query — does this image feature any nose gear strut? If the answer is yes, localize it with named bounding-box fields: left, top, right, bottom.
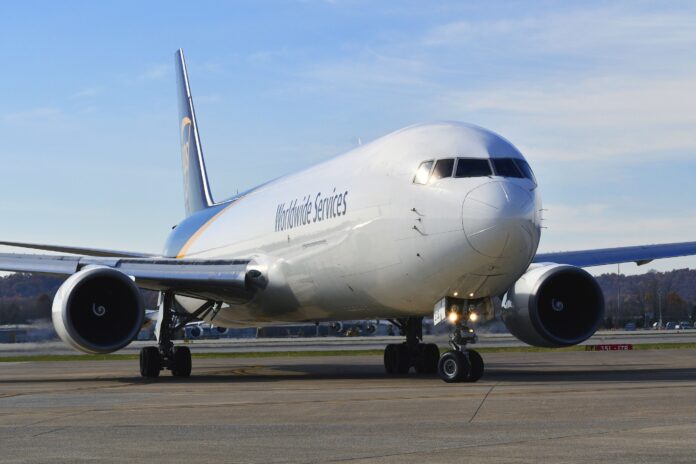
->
left=437, top=304, right=485, bottom=383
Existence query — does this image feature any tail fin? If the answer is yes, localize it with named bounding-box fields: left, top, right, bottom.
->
left=175, top=49, right=214, bottom=216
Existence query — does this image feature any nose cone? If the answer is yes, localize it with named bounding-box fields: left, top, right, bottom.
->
left=462, top=181, right=539, bottom=262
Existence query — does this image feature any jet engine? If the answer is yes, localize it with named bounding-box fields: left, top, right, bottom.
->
left=186, top=324, right=228, bottom=339
left=52, top=267, right=144, bottom=354
left=501, top=264, right=604, bottom=347
left=212, top=326, right=228, bottom=336
left=187, top=325, right=203, bottom=339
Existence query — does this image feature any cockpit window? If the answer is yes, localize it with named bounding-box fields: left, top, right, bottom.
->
left=413, top=160, right=434, bottom=184
left=455, top=158, right=492, bottom=178
left=514, top=159, right=537, bottom=184
left=415, top=157, right=536, bottom=185
left=491, top=158, right=524, bottom=178
left=430, top=158, right=455, bottom=183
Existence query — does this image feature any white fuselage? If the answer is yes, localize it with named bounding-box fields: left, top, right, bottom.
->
left=170, top=122, right=543, bottom=327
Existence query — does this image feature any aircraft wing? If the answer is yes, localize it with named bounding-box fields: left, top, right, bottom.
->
left=0, top=240, right=156, bottom=258
left=533, top=241, right=696, bottom=268
left=0, top=252, right=254, bottom=302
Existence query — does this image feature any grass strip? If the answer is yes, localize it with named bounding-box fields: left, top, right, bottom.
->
left=2, top=342, right=696, bottom=363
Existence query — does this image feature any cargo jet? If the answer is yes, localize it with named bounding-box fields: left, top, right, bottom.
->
left=2, top=50, right=696, bottom=382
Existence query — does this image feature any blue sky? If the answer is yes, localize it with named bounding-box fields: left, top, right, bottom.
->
left=1, top=0, right=695, bottom=275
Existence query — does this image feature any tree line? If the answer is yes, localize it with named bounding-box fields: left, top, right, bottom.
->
left=1, top=269, right=696, bottom=328
left=0, top=273, right=158, bottom=325
left=595, top=268, right=696, bottom=328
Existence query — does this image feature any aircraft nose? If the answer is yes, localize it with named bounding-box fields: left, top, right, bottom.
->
left=462, top=181, right=538, bottom=261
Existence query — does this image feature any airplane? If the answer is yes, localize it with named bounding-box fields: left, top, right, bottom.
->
left=2, top=49, right=696, bottom=383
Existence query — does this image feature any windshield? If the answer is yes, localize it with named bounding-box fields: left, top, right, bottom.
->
left=455, top=159, right=493, bottom=178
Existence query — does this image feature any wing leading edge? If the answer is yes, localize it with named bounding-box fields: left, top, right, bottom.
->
left=0, top=240, right=156, bottom=258
left=0, top=252, right=254, bottom=303
left=533, top=241, right=696, bottom=268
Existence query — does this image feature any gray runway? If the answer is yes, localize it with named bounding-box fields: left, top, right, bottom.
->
left=2, top=349, right=696, bottom=463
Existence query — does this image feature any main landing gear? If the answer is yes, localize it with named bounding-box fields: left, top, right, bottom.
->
left=139, top=292, right=218, bottom=378
left=437, top=313, right=484, bottom=383
left=383, top=317, right=440, bottom=374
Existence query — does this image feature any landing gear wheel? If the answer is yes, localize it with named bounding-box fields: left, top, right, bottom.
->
left=425, top=343, right=440, bottom=373
left=140, top=347, right=161, bottom=378
left=171, top=346, right=192, bottom=378
left=438, top=350, right=470, bottom=383
left=465, top=349, right=484, bottom=382
left=383, top=343, right=410, bottom=374
left=415, top=343, right=440, bottom=374
left=394, top=344, right=411, bottom=374
left=384, top=344, right=398, bottom=374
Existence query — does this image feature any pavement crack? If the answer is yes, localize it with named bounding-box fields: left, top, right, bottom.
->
left=22, top=410, right=86, bottom=428
left=468, top=382, right=497, bottom=423
left=30, top=425, right=69, bottom=438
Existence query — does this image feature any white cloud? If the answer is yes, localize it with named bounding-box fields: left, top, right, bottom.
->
left=283, top=4, right=696, bottom=163
left=1, top=107, right=62, bottom=124
left=138, top=64, right=168, bottom=81
left=539, top=202, right=696, bottom=251
left=71, top=87, right=101, bottom=99
left=436, top=76, right=696, bottom=160
left=413, top=5, right=696, bottom=161
left=422, top=7, right=696, bottom=55
left=453, top=78, right=696, bottom=124
left=303, top=48, right=432, bottom=91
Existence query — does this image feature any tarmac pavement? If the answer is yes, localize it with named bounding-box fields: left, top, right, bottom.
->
left=2, top=349, right=696, bottom=463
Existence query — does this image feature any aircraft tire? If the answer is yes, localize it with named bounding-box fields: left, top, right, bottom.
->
left=171, top=346, right=192, bottom=377
left=384, top=344, right=398, bottom=374
left=394, top=343, right=411, bottom=374
left=384, top=344, right=411, bottom=374
left=423, top=343, right=440, bottom=374
left=437, top=350, right=470, bottom=383
left=465, top=350, right=484, bottom=382
left=414, top=343, right=440, bottom=374
left=140, top=347, right=161, bottom=378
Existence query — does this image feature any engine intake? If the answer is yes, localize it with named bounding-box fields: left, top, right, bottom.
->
left=52, top=267, right=144, bottom=354
left=501, top=264, right=604, bottom=347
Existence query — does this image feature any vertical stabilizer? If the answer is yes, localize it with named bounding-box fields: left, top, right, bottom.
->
left=175, top=49, right=214, bottom=216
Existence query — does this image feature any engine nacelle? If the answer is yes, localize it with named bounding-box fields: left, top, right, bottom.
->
left=52, top=267, right=144, bottom=354
left=212, top=326, right=228, bottom=336
left=501, top=264, right=604, bottom=347
left=187, top=325, right=203, bottom=339
left=186, top=324, right=227, bottom=339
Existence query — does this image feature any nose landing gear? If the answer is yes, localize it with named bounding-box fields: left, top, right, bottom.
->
left=438, top=315, right=484, bottom=383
